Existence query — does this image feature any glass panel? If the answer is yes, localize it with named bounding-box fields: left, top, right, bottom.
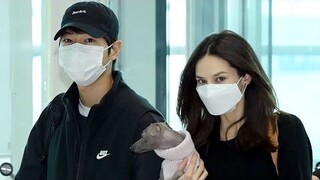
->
left=167, top=55, right=186, bottom=130
left=167, top=0, right=186, bottom=47
left=167, top=0, right=186, bottom=130
left=32, top=56, right=42, bottom=124
left=32, top=0, right=42, bottom=124
left=272, top=0, right=320, bottom=167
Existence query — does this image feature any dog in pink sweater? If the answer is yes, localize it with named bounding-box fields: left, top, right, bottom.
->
left=130, top=122, right=198, bottom=180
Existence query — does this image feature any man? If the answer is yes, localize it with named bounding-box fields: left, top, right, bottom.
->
left=16, top=1, right=164, bottom=180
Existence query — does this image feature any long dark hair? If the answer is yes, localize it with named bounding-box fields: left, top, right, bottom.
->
left=177, top=30, right=278, bottom=151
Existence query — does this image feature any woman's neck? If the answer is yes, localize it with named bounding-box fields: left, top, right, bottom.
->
left=219, top=98, right=245, bottom=141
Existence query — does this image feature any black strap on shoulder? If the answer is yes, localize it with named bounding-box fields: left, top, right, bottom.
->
left=41, top=93, right=65, bottom=162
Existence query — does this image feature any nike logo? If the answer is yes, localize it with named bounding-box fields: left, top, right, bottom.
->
left=96, top=150, right=111, bottom=160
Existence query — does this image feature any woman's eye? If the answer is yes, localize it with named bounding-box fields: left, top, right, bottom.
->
left=196, top=79, right=206, bottom=85
left=216, top=77, right=226, bottom=83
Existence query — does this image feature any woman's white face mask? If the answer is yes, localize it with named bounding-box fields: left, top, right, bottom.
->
left=58, top=43, right=113, bottom=86
left=196, top=77, right=246, bottom=116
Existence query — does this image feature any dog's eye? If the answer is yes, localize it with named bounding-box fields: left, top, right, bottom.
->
left=141, top=131, right=147, bottom=137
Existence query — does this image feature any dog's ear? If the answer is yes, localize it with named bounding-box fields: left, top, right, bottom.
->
left=148, top=123, right=161, bottom=136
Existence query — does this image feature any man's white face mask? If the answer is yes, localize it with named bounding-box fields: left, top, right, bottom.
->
left=58, top=43, right=113, bottom=86
left=196, top=77, right=246, bottom=116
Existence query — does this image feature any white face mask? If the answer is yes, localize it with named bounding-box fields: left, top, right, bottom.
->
left=58, top=43, right=113, bottom=86
left=196, top=77, right=245, bottom=116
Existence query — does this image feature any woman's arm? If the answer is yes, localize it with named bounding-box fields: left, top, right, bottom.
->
left=277, top=114, right=312, bottom=180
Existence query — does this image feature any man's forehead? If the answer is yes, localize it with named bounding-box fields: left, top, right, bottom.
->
left=61, top=29, right=95, bottom=39
left=63, top=27, right=86, bottom=35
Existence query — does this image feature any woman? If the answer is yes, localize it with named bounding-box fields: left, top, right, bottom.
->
left=177, top=30, right=312, bottom=179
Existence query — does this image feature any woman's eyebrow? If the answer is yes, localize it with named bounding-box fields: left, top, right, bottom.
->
left=212, top=71, right=228, bottom=77
left=196, top=71, right=227, bottom=79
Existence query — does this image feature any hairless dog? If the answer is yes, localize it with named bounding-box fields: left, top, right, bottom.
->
left=130, top=122, right=199, bottom=180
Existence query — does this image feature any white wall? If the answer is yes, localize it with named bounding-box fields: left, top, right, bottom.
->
left=0, top=0, right=33, bottom=176
left=10, top=0, right=34, bottom=172
left=0, top=2, right=13, bottom=180
left=0, top=0, right=11, bottom=157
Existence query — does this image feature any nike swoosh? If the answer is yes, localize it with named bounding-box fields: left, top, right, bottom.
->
left=96, top=152, right=111, bottom=160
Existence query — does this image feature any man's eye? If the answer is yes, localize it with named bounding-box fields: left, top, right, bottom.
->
left=86, top=38, right=95, bottom=43
left=62, top=38, right=72, bottom=43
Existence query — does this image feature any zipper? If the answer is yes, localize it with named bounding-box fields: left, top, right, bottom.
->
left=73, top=140, right=79, bottom=180
left=75, top=108, right=94, bottom=180
left=67, top=99, right=83, bottom=180
left=74, top=120, right=85, bottom=180
left=76, top=143, right=85, bottom=180
left=73, top=123, right=82, bottom=180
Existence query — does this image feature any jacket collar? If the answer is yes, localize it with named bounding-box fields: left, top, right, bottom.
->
left=62, top=71, right=126, bottom=110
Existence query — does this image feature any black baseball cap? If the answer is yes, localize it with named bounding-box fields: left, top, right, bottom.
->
left=54, top=1, right=119, bottom=41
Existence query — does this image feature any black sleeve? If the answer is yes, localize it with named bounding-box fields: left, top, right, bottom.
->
left=15, top=106, right=50, bottom=180
left=131, top=111, right=165, bottom=180
left=16, top=93, right=64, bottom=180
left=277, top=114, right=312, bottom=180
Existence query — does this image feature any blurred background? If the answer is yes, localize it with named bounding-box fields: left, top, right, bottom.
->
left=0, top=0, right=319, bottom=178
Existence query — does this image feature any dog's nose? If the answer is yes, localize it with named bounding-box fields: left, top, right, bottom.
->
left=129, top=145, right=135, bottom=151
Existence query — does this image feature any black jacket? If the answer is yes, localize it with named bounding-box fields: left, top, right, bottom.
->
left=16, top=71, right=164, bottom=180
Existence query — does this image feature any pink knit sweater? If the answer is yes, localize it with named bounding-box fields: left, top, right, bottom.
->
left=154, top=130, right=198, bottom=180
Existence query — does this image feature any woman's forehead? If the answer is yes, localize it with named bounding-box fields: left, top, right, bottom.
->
left=196, top=55, right=234, bottom=76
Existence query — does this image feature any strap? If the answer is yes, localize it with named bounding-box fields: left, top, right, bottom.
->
left=269, top=114, right=279, bottom=175
left=271, top=149, right=278, bottom=175
left=38, top=93, right=65, bottom=179
left=42, top=93, right=65, bottom=161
